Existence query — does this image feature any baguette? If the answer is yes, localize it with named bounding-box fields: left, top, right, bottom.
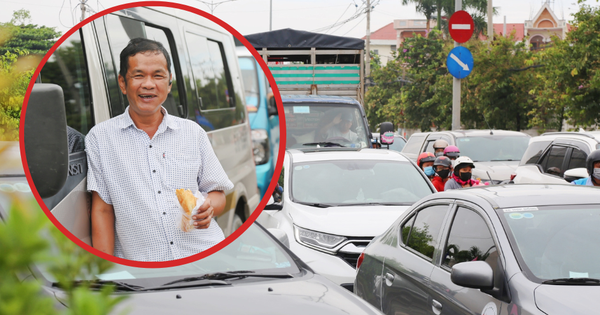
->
left=176, top=189, right=197, bottom=232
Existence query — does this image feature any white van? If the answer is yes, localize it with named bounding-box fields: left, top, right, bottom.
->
left=24, top=6, right=260, bottom=245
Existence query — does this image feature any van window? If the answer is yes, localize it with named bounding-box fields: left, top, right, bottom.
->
left=40, top=29, right=94, bottom=139
left=238, top=56, right=259, bottom=109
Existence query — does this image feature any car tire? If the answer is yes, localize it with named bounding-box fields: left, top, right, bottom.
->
left=232, top=213, right=244, bottom=232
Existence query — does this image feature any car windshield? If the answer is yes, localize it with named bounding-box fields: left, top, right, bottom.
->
left=284, top=103, right=369, bottom=149
left=291, top=160, right=433, bottom=206
left=238, top=57, right=260, bottom=110
left=455, top=135, right=529, bottom=162
left=499, top=205, right=600, bottom=282
left=37, top=224, right=299, bottom=286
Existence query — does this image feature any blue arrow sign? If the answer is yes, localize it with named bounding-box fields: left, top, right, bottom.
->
left=447, top=46, right=474, bottom=79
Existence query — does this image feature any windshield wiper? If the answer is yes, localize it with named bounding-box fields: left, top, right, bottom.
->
left=297, top=202, right=332, bottom=208
left=491, top=159, right=515, bottom=161
left=65, top=280, right=145, bottom=292
left=302, top=142, right=345, bottom=147
left=542, top=278, right=600, bottom=285
left=160, top=271, right=293, bottom=286
left=341, top=202, right=407, bottom=206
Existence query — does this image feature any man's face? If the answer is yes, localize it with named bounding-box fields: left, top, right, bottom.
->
left=421, top=161, right=434, bottom=169
left=118, top=51, right=172, bottom=117
left=339, top=119, right=352, bottom=132
left=594, top=161, right=600, bottom=169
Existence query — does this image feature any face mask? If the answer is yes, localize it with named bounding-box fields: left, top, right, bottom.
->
left=424, top=166, right=435, bottom=176
left=593, top=168, right=600, bottom=180
left=436, top=169, right=450, bottom=179
left=435, top=151, right=443, bottom=157
left=459, top=172, right=472, bottom=182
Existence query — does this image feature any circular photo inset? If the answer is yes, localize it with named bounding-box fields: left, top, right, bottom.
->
left=20, top=2, right=285, bottom=268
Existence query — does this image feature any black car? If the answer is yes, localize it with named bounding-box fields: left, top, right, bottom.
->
left=356, top=184, right=600, bottom=315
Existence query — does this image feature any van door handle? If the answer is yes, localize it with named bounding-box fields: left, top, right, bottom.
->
left=384, top=272, right=394, bottom=286
left=432, top=299, right=442, bottom=315
left=198, top=97, right=203, bottom=109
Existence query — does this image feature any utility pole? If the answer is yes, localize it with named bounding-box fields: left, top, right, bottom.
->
left=365, top=0, right=371, bottom=86
left=80, top=0, right=87, bottom=22
left=487, top=0, right=493, bottom=40
left=452, top=0, right=462, bottom=131
left=269, top=0, right=273, bottom=31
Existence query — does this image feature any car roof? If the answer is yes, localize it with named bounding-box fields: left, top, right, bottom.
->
left=411, top=129, right=530, bottom=138
left=429, top=184, right=600, bottom=209
left=532, top=131, right=600, bottom=143
left=281, top=95, right=360, bottom=105
left=286, top=148, right=411, bottom=163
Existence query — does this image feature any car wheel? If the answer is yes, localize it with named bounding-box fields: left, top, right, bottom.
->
left=232, top=213, right=244, bottom=231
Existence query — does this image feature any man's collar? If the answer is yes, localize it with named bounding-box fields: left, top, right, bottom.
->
left=119, top=106, right=180, bottom=130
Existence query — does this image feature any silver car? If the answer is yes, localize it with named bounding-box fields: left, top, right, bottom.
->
left=258, top=148, right=435, bottom=290
left=356, top=184, right=600, bottom=315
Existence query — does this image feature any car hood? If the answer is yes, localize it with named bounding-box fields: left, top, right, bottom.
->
left=288, top=203, right=409, bottom=237
left=535, top=284, right=600, bottom=314
left=57, top=276, right=382, bottom=315
left=472, top=161, right=519, bottom=181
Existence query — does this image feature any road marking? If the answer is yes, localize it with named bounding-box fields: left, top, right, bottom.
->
left=451, top=24, right=471, bottom=30
left=450, top=53, right=470, bottom=71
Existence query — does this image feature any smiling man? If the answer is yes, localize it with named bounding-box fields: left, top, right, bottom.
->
left=85, top=38, right=233, bottom=261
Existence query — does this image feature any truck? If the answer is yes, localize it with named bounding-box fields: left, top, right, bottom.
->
left=244, top=28, right=366, bottom=104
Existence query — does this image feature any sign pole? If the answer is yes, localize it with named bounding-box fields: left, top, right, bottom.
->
left=452, top=0, right=462, bottom=131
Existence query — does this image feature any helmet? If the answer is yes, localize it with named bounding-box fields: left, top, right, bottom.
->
left=433, top=156, right=453, bottom=168
left=586, top=149, right=600, bottom=175
left=444, top=145, right=460, bottom=159
left=417, top=152, right=436, bottom=168
left=453, top=156, right=475, bottom=176
left=433, top=139, right=449, bottom=150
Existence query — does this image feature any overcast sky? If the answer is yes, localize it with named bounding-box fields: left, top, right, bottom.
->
left=0, top=0, right=596, bottom=39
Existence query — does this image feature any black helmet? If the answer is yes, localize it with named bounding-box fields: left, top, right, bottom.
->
left=586, top=149, right=600, bottom=175
left=433, top=156, right=452, bottom=168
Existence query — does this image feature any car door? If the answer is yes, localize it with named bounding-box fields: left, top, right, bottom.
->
left=429, top=204, right=509, bottom=315
left=381, top=203, right=451, bottom=315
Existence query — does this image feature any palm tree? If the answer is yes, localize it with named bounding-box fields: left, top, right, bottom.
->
left=402, top=0, right=437, bottom=32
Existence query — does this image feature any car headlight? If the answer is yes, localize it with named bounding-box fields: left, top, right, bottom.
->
left=294, top=226, right=346, bottom=252
left=252, top=129, right=270, bottom=165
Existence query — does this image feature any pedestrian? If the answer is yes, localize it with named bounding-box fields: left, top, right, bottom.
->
left=571, top=149, right=600, bottom=186
left=443, top=145, right=460, bottom=160
left=86, top=38, right=234, bottom=261
left=431, top=156, right=452, bottom=192
left=445, top=156, right=481, bottom=190
left=417, top=152, right=437, bottom=180
left=432, top=139, right=449, bottom=157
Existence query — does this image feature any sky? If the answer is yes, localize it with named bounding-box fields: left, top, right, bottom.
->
left=0, top=0, right=597, bottom=40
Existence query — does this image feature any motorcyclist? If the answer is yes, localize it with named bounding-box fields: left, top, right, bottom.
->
left=443, top=145, right=460, bottom=160
left=571, top=149, right=600, bottom=186
left=445, top=156, right=482, bottom=190
left=432, top=139, right=449, bottom=157
left=431, top=156, right=453, bottom=192
left=417, top=152, right=436, bottom=180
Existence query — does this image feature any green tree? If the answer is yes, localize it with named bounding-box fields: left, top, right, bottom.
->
left=0, top=10, right=61, bottom=56
left=531, top=3, right=600, bottom=130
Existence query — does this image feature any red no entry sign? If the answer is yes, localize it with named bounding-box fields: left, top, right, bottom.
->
left=449, top=10, right=474, bottom=43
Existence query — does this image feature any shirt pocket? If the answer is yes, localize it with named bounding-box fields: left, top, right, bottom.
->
left=164, top=153, right=202, bottom=191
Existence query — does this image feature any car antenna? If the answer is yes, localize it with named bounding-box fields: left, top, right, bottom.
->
left=486, top=171, right=494, bottom=185
left=482, top=113, right=493, bottom=135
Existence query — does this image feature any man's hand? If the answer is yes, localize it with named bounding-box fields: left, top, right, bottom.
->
left=193, top=191, right=226, bottom=229
left=332, top=113, right=342, bottom=125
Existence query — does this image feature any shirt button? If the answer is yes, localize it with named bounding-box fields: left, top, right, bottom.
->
left=163, top=212, right=166, bottom=215
left=170, top=241, right=174, bottom=245
left=158, top=191, right=161, bottom=194
left=153, top=170, right=156, bottom=173
left=149, top=145, right=153, bottom=148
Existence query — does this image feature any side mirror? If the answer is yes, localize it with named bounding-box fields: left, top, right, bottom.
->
left=267, top=93, right=278, bottom=116
left=264, top=202, right=283, bottom=211
left=267, top=228, right=289, bottom=247
left=451, top=261, right=494, bottom=290
left=564, top=167, right=588, bottom=182
left=379, top=122, right=394, bottom=145
left=24, top=83, right=69, bottom=198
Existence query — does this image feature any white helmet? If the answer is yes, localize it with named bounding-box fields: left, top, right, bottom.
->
left=453, top=156, right=475, bottom=175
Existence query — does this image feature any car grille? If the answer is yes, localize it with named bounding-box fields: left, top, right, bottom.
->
left=336, top=238, right=372, bottom=269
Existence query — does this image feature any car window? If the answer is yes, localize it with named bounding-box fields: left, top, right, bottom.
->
left=423, top=139, right=437, bottom=154
left=539, top=145, right=567, bottom=176
left=519, top=140, right=551, bottom=166
left=456, top=135, right=529, bottom=162
left=387, top=137, right=406, bottom=152
left=443, top=207, right=497, bottom=271
left=402, top=134, right=426, bottom=154
left=567, top=148, right=587, bottom=170
left=403, top=205, right=449, bottom=260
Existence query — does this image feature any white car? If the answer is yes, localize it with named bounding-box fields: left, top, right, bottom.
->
left=257, top=148, right=436, bottom=291
left=512, top=131, right=600, bottom=184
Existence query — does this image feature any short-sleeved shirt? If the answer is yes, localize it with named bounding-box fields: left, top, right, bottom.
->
left=85, top=106, right=234, bottom=261
left=326, top=128, right=358, bottom=142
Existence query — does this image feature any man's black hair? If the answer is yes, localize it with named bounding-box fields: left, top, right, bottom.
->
left=119, top=38, right=172, bottom=81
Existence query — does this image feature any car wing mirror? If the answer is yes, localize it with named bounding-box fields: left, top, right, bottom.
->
left=24, top=83, right=69, bottom=198
left=451, top=261, right=494, bottom=290
left=563, top=167, right=588, bottom=182
left=379, top=122, right=395, bottom=145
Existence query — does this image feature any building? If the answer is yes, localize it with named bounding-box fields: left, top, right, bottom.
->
left=524, top=2, right=568, bottom=50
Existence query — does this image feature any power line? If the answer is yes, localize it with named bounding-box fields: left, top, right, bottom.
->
left=194, top=0, right=237, bottom=14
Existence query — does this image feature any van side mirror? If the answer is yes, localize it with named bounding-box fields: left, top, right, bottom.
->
left=267, top=93, right=278, bottom=116
left=380, top=122, right=394, bottom=145
left=24, top=84, right=69, bottom=198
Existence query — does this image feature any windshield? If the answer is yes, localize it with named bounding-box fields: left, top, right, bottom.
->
left=455, top=135, right=529, bottom=162
left=291, top=160, right=433, bottom=206
left=39, top=224, right=299, bottom=285
left=284, top=103, right=369, bottom=149
left=239, top=57, right=260, bottom=109
left=499, top=205, right=600, bottom=281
